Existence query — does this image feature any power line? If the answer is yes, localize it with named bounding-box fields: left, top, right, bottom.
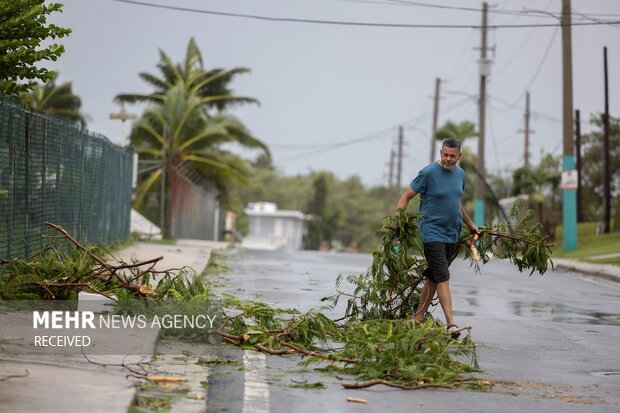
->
left=275, top=98, right=476, bottom=163
left=277, top=125, right=398, bottom=163
left=494, top=0, right=555, bottom=77
left=384, top=0, right=534, bottom=17
left=358, top=0, right=620, bottom=21
left=446, top=28, right=476, bottom=81
left=524, top=25, right=559, bottom=92
left=489, top=25, right=559, bottom=112
left=487, top=94, right=559, bottom=123
left=111, top=0, right=620, bottom=29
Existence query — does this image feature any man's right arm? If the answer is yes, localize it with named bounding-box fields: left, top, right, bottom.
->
left=396, top=187, right=418, bottom=211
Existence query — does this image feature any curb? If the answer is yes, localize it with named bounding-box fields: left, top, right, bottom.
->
left=553, top=258, right=620, bottom=284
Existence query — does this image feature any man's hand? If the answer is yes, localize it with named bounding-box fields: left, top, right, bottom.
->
left=465, top=226, right=480, bottom=247
left=466, top=228, right=481, bottom=261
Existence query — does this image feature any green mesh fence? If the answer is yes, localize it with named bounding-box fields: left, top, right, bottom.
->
left=0, top=98, right=132, bottom=260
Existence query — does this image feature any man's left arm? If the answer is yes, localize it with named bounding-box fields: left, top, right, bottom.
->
left=460, top=204, right=479, bottom=234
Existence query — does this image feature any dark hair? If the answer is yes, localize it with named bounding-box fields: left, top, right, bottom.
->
left=441, top=138, right=462, bottom=151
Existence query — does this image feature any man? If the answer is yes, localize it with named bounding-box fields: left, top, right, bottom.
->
left=396, top=137, right=479, bottom=338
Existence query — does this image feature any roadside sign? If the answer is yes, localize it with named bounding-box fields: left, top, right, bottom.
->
left=560, top=169, right=578, bottom=190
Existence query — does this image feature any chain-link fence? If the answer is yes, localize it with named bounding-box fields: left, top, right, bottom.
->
left=0, top=98, right=133, bottom=260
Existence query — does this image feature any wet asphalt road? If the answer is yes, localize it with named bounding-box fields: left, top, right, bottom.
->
left=205, top=248, right=620, bottom=413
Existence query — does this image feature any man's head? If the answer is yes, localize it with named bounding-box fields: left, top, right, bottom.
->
left=439, top=138, right=462, bottom=172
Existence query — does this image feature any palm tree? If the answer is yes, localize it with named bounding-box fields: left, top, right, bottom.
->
left=511, top=154, right=561, bottom=196
left=131, top=84, right=269, bottom=238
left=117, top=38, right=270, bottom=238
left=115, top=38, right=257, bottom=113
left=20, top=74, right=87, bottom=126
left=511, top=154, right=561, bottom=229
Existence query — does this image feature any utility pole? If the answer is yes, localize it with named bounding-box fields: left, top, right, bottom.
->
left=603, top=46, right=611, bottom=234
left=109, top=105, right=137, bottom=146
left=524, top=91, right=531, bottom=166
left=475, top=2, right=489, bottom=227
left=388, top=148, right=395, bottom=190
left=388, top=148, right=397, bottom=210
left=561, top=0, right=577, bottom=251
left=396, top=126, right=404, bottom=192
left=575, top=109, right=583, bottom=223
left=430, top=77, right=441, bottom=163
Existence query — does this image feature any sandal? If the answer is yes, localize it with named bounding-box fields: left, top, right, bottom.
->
left=447, top=324, right=461, bottom=339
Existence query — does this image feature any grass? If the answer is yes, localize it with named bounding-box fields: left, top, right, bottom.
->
left=586, top=256, right=620, bottom=265
left=553, top=221, right=620, bottom=264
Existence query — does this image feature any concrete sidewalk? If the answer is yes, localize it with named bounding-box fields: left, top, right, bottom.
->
left=0, top=239, right=227, bottom=413
left=553, top=257, right=620, bottom=284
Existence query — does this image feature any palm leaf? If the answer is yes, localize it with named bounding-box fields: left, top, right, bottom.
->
left=115, top=93, right=162, bottom=105
left=184, top=37, right=204, bottom=73
left=138, top=72, right=171, bottom=91
left=190, top=68, right=251, bottom=95
left=182, top=154, right=252, bottom=186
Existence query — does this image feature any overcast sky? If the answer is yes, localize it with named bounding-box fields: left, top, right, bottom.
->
left=47, top=0, right=620, bottom=187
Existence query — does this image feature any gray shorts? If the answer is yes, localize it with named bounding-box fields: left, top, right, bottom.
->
left=422, top=242, right=457, bottom=284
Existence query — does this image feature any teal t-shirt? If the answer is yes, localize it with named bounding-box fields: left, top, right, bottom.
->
left=410, top=162, right=465, bottom=243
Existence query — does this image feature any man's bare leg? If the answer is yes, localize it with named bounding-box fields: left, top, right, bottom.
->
left=413, top=279, right=437, bottom=322
left=436, top=280, right=455, bottom=326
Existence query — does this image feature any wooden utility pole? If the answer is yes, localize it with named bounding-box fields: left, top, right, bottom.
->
left=396, top=126, right=404, bottom=191
left=430, top=77, right=441, bottom=163
left=109, top=105, right=137, bottom=146
left=561, top=0, right=577, bottom=250
left=475, top=2, right=489, bottom=227
left=603, top=46, right=611, bottom=233
left=387, top=148, right=397, bottom=213
left=575, top=109, right=583, bottom=223
left=388, top=148, right=395, bottom=190
left=524, top=91, right=531, bottom=166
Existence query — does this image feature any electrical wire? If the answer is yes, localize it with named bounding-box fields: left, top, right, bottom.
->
left=110, top=0, right=620, bottom=29
left=275, top=96, right=474, bottom=163
left=521, top=25, right=559, bottom=91
left=277, top=126, right=397, bottom=163
left=446, top=28, right=476, bottom=82
left=490, top=25, right=559, bottom=112
left=494, top=0, right=554, bottom=78
left=366, top=0, right=620, bottom=22
left=487, top=101, right=502, bottom=171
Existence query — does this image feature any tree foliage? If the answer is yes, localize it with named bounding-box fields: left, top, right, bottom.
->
left=219, top=293, right=482, bottom=389
left=235, top=168, right=391, bottom=252
left=115, top=37, right=257, bottom=113
left=19, top=73, right=87, bottom=126
left=120, top=39, right=270, bottom=235
left=0, top=1, right=71, bottom=96
left=217, top=204, right=552, bottom=389
left=580, top=113, right=620, bottom=222
left=304, top=173, right=343, bottom=250
left=325, top=200, right=553, bottom=321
